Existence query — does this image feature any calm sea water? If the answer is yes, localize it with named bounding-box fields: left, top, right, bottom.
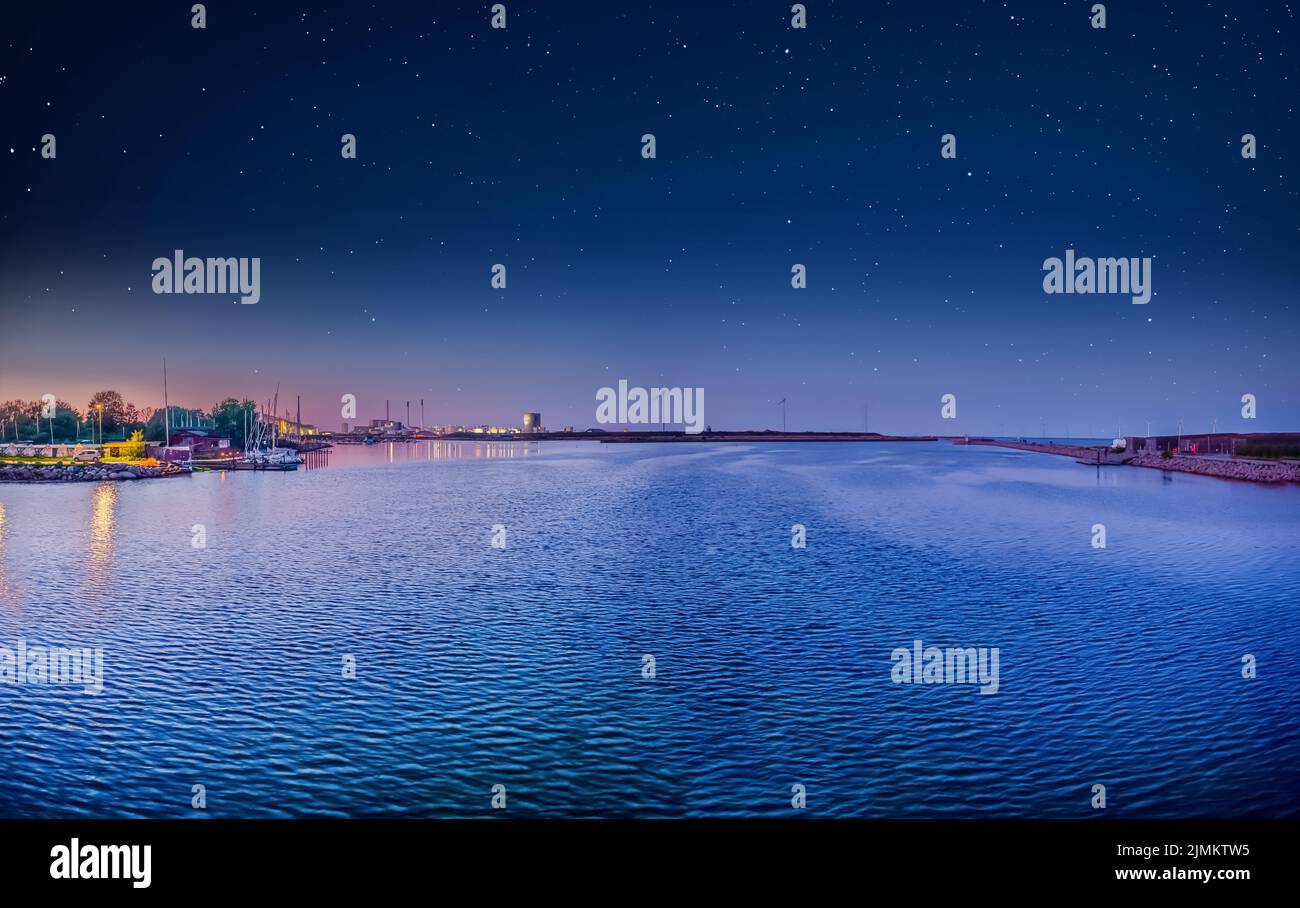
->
left=1, top=441, right=1297, bottom=818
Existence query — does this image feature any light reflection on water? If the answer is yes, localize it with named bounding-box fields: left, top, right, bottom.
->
left=299, top=440, right=543, bottom=471
left=0, top=441, right=1297, bottom=818
left=0, top=502, right=9, bottom=603
left=87, top=482, right=117, bottom=595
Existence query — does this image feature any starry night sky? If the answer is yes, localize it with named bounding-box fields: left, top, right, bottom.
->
left=1, top=0, right=1296, bottom=435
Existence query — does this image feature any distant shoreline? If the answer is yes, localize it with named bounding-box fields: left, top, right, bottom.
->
left=958, top=437, right=1300, bottom=485
left=330, top=430, right=940, bottom=444
left=597, top=431, right=937, bottom=443
left=6, top=432, right=1297, bottom=486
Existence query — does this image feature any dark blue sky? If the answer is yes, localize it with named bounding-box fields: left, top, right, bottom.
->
left=1, top=0, right=1296, bottom=434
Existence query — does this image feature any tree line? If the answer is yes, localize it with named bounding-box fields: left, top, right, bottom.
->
left=0, top=393, right=258, bottom=449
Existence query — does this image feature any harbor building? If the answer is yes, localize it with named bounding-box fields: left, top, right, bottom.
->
left=1125, top=432, right=1300, bottom=457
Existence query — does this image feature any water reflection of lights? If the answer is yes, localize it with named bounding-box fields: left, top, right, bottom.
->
left=0, top=502, right=8, bottom=600
left=89, top=482, right=119, bottom=585
left=381, top=441, right=539, bottom=461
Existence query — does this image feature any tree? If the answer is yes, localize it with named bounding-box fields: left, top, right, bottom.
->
left=0, top=400, right=36, bottom=440
left=87, top=390, right=127, bottom=435
left=120, top=429, right=146, bottom=459
left=50, top=401, right=81, bottom=442
left=143, top=408, right=169, bottom=442
left=118, top=404, right=148, bottom=440
left=142, top=406, right=202, bottom=442
left=211, top=398, right=256, bottom=450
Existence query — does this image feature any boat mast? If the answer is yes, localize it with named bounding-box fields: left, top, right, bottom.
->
left=163, top=357, right=171, bottom=448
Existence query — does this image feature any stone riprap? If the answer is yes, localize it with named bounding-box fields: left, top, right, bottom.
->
left=0, top=462, right=188, bottom=482
left=1128, top=453, right=1300, bottom=483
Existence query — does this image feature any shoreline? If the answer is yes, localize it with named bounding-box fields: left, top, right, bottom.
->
left=1127, top=452, right=1300, bottom=484
left=5, top=435, right=1298, bottom=486
left=951, top=438, right=1108, bottom=459
left=958, top=437, right=1300, bottom=484
left=596, top=431, right=937, bottom=443
left=334, top=430, right=940, bottom=444
left=0, top=461, right=190, bottom=483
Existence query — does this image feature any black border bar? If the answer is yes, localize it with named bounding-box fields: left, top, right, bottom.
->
left=1, top=818, right=1290, bottom=895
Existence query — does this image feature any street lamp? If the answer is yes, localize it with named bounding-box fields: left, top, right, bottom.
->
left=96, top=404, right=103, bottom=446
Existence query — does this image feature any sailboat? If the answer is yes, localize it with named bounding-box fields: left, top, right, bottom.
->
left=242, top=386, right=303, bottom=469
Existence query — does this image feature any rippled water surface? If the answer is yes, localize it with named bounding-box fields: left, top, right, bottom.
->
left=1, top=441, right=1297, bottom=817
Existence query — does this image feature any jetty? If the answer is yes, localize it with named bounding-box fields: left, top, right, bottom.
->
left=1128, top=452, right=1300, bottom=484
left=955, top=436, right=1300, bottom=484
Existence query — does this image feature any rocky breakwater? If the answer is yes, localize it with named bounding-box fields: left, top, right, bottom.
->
left=955, top=439, right=1104, bottom=459
left=0, top=462, right=189, bottom=483
left=1129, top=453, right=1300, bottom=484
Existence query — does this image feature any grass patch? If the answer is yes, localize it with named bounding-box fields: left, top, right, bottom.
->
left=1237, top=444, right=1300, bottom=460
left=1, top=456, right=159, bottom=466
